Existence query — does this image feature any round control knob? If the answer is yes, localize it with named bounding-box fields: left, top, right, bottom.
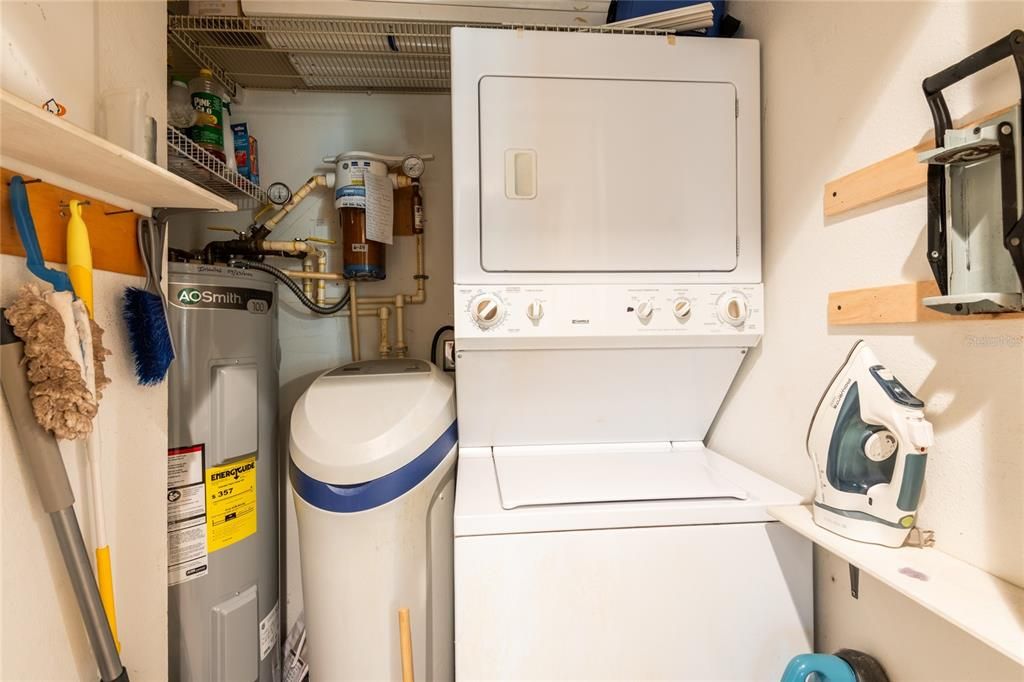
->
left=526, top=299, right=544, bottom=322
left=672, top=297, right=692, bottom=321
left=636, top=301, right=655, bottom=323
left=717, top=292, right=749, bottom=327
left=470, top=294, right=505, bottom=329
left=863, top=430, right=898, bottom=462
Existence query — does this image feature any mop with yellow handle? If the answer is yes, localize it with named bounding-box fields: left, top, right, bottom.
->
left=67, top=199, right=120, bottom=651
left=398, top=608, right=415, bottom=682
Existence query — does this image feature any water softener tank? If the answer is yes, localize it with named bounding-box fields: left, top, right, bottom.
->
left=167, top=263, right=280, bottom=681
left=290, top=359, right=457, bottom=680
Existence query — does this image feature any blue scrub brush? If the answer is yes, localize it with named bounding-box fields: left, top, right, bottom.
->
left=123, top=217, right=174, bottom=385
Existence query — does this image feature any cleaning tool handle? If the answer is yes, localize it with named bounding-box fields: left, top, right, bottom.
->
left=52, top=508, right=128, bottom=682
left=95, top=546, right=120, bottom=652
left=137, top=216, right=176, bottom=359
left=8, top=176, right=73, bottom=293
left=67, top=200, right=95, bottom=318
left=0, top=314, right=75, bottom=513
left=0, top=314, right=126, bottom=682
left=138, top=217, right=160, bottom=295
left=398, top=607, right=415, bottom=682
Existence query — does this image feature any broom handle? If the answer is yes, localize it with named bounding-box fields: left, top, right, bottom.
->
left=0, top=317, right=126, bottom=681
left=398, top=608, right=414, bottom=682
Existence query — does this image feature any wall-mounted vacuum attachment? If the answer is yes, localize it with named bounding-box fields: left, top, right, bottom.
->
left=918, top=29, right=1024, bottom=314
left=167, top=264, right=280, bottom=681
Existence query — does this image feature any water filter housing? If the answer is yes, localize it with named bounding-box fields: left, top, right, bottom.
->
left=167, top=263, right=280, bottom=681
left=290, top=359, right=457, bottom=681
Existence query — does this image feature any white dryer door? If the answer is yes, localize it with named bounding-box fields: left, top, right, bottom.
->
left=478, top=76, right=738, bottom=273
left=492, top=442, right=747, bottom=509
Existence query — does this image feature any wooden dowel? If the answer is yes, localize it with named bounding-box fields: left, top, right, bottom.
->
left=398, top=607, right=414, bottom=682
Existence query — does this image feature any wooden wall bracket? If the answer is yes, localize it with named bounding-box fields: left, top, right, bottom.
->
left=828, top=281, right=1024, bottom=324
left=824, top=104, right=1015, bottom=218
left=1, top=168, right=144, bottom=277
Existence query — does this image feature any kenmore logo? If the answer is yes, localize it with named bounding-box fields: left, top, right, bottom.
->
left=571, top=319, right=590, bottom=325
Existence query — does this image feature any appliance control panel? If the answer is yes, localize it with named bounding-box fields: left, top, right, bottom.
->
left=455, top=283, right=763, bottom=347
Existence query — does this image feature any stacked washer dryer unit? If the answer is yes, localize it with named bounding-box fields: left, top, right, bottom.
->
left=451, top=28, right=812, bottom=680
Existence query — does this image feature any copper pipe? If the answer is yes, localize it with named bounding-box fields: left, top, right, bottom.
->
left=262, top=175, right=332, bottom=231
left=377, top=306, right=391, bottom=358
left=348, top=281, right=361, bottom=361
left=393, top=296, right=407, bottom=358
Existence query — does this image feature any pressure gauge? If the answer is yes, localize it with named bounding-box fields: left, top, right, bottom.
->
left=267, top=182, right=292, bottom=206
left=401, top=155, right=425, bottom=179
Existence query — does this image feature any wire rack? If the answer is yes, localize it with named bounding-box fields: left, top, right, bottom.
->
left=166, top=125, right=267, bottom=209
left=168, top=15, right=671, bottom=95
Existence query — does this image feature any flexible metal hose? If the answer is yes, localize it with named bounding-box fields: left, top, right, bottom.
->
left=230, top=259, right=350, bottom=315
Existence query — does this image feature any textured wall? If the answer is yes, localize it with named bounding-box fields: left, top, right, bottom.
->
left=0, top=2, right=169, bottom=679
left=709, top=3, right=1024, bottom=679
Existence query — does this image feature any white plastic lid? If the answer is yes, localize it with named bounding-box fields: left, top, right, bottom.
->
left=289, top=359, right=456, bottom=484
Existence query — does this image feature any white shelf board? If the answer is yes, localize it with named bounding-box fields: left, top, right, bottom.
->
left=1, top=89, right=235, bottom=214
left=769, top=505, right=1024, bottom=666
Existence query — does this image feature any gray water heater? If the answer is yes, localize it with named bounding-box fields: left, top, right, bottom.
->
left=167, top=263, right=280, bottom=681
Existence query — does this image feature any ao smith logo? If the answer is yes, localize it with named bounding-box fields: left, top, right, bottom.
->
left=211, top=461, right=255, bottom=481
left=177, top=288, right=243, bottom=306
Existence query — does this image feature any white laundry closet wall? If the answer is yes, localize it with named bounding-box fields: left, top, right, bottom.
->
left=171, top=90, right=455, bottom=633
left=0, top=1, right=169, bottom=679
left=711, top=3, right=1024, bottom=680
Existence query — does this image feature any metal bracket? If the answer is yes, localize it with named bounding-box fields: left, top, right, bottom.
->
left=998, top=122, right=1024, bottom=289
left=921, top=29, right=1024, bottom=296
left=849, top=564, right=860, bottom=599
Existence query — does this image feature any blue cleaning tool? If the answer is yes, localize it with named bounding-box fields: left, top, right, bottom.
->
left=780, top=650, right=889, bottom=682
left=8, top=175, right=73, bottom=292
left=122, top=217, right=174, bottom=385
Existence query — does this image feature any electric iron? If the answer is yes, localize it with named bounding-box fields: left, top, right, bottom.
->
left=807, top=341, right=934, bottom=547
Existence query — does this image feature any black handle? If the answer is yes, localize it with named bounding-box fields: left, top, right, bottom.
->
left=921, top=30, right=1024, bottom=296
left=922, top=30, right=1024, bottom=144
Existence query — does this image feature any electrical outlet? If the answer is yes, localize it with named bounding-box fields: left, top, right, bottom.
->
left=442, top=340, right=456, bottom=371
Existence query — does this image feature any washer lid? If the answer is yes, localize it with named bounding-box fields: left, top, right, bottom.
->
left=493, top=442, right=747, bottom=509
left=289, top=359, right=456, bottom=484
left=455, top=443, right=803, bottom=537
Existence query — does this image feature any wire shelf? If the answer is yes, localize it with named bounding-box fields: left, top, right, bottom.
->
left=168, top=15, right=672, bottom=95
left=166, top=125, right=267, bottom=209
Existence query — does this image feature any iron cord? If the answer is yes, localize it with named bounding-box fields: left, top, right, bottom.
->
left=229, top=259, right=350, bottom=315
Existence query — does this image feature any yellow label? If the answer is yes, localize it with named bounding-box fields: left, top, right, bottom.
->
left=206, top=455, right=257, bottom=552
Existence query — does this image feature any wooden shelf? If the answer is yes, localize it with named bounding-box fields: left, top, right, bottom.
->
left=770, top=505, right=1024, bottom=666
left=824, top=104, right=1014, bottom=218
left=0, top=89, right=235, bottom=215
left=828, top=281, right=1024, bottom=324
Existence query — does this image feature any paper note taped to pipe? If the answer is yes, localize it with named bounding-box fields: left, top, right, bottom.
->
left=206, top=455, right=257, bottom=552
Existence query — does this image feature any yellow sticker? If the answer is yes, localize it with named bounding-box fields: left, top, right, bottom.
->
left=206, top=456, right=257, bottom=552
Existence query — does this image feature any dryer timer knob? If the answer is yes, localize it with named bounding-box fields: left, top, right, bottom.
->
left=718, top=293, right=749, bottom=327
left=470, top=294, right=505, bottom=329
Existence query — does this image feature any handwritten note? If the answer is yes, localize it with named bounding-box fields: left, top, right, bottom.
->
left=364, top=172, right=394, bottom=245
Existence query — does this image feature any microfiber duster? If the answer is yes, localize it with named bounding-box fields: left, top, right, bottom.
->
left=123, top=217, right=174, bottom=385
